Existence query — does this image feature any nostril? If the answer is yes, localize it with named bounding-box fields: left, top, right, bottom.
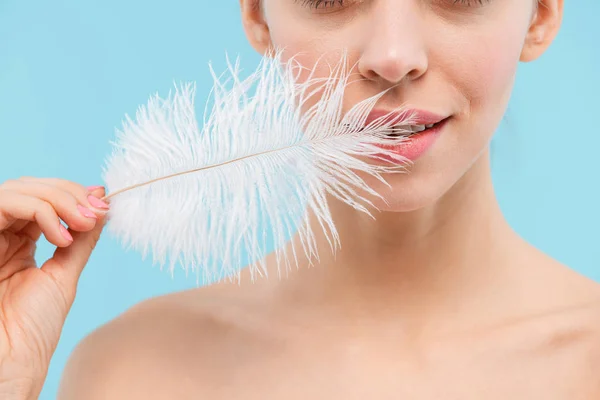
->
left=358, top=46, right=429, bottom=85
left=361, top=68, right=380, bottom=81
left=360, top=60, right=425, bottom=85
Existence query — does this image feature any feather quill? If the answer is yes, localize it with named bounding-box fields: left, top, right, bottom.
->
left=101, top=49, right=415, bottom=284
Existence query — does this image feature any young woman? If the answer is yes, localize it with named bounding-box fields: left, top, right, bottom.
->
left=2, top=0, right=598, bottom=398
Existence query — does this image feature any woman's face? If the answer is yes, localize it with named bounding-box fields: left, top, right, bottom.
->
left=256, top=0, right=539, bottom=212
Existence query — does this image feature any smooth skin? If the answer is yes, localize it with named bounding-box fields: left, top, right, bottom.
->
left=2, top=0, right=600, bottom=399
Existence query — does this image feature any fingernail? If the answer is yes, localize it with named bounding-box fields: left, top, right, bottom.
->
left=77, top=204, right=98, bottom=219
left=88, top=195, right=110, bottom=209
left=59, top=224, right=73, bottom=242
left=87, top=185, right=104, bottom=192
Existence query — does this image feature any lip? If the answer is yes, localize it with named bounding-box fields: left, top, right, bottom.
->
left=363, top=108, right=447, bottom=128
left=370, top=115, right=451, bottom=162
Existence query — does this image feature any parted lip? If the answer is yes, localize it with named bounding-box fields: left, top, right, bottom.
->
left=364, top=109, right=448, bottom=128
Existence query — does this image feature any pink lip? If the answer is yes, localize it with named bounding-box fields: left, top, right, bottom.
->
left=363, top=108, right=450, bottom=163
left=363, top=108, right=447, bottom=128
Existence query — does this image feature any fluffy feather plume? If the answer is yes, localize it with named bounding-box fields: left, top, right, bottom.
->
left=101, top=49, right=415, bottom=284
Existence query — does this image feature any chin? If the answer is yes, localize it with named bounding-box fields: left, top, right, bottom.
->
left=360, top=145, right=491, bottom=214
left=354, top=168, right=449, bottom=213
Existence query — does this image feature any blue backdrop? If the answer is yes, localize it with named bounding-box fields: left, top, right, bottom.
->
left=0, top=1, right=598, bottom=398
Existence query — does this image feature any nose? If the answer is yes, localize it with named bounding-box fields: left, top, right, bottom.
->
left=357, top=0, right=428, bottom=85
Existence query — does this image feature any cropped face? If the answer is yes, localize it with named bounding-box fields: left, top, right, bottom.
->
left=247, top=0, right=550, bottom=212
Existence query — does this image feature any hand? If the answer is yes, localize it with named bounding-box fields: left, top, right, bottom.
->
left=0, top=178, right=109, bottom=399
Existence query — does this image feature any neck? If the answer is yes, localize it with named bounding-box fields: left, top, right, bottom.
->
left=323, top=150, right=512, bottom=283
left=266, top=150, right=529, bottom=332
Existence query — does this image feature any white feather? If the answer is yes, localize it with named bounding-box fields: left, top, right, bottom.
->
left=101, top=48, right=415, bottom=284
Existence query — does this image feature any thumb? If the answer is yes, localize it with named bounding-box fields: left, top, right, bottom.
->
left=42, top=187, right=109, bottom=301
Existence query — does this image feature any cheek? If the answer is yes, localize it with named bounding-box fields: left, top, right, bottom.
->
left=267, top=24, right=354, bottom=115
left=264, top=3, right=324, bottom=61
left=264, top=3, right=356, bottom=82
left=466, top=41, right=520, bottom=109
left=441, top=27, right=528, bottom=119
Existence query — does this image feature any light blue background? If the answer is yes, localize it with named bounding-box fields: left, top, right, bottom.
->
left=0, top=1, right=598, bottom=398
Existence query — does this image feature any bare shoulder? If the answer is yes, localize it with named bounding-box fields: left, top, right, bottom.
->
left=567, top=295, right=600, bottom=396
left=57, top=279, right=279, bottom=400
left=535, top=256, right=600, bottom=352
left=523, top=256, right=600, bottom=395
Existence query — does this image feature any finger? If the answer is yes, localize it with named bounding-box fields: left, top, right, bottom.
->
left=3, top=179, right=106, bottom=234
left=8, top=186, right=108, bottom=242
left=7, top=219, right=30, bottom=233
left=0, top=180, right=102, bottom=234
left=42, top=188, right=108, bottom=297
left=15, top=220, right=42, bottom=242
left=0, top=192, right=73, bottom=247
left=0, top=232, right=36, bottom=281
left=15, top=177, right=109, bottom=213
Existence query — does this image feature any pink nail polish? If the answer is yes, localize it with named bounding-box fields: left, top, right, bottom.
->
left=59, top=224, right=73, bottom=241
left=88, top=195, right=110, bottom=209
left=77, top=204, right=98, bottom=219
left=87, top=185, right=104, bottom=192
